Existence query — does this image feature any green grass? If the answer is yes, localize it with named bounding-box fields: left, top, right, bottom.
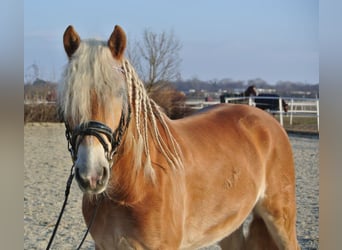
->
left=274, top=115, right=319, bottom=133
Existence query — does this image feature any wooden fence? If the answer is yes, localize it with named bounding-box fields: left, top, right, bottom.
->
left=186, top=97, right=319, bottom=131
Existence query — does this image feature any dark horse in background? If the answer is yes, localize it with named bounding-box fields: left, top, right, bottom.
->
left=255, top=93, right=288, bottom=113
left=219, top=85, right=257, bottom=103
left=220, top=85, right=288, bottom=113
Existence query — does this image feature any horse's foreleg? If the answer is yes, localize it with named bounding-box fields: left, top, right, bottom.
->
left=218, top=225, right=245, bottom=250
left=245, top=215, right=278, bottom=250
left=252, top=194, right=301, bottom=250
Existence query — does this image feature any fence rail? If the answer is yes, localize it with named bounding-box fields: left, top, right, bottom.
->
left=186, top=96, right=319, bottom=131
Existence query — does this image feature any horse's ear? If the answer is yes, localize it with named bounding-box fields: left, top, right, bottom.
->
left=63, top=25, right=80, bottom=58
left=108, top=25, right=127, bottom=60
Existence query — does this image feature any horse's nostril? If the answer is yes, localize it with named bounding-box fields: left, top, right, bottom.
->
left=102, top=167, right=108, bottom=179
left=75, top=167, right=81, bottom=180
left=75, top=167, right=88, bottom=188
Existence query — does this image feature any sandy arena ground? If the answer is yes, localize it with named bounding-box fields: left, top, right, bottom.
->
left=24, top=123, right=319, bottom=249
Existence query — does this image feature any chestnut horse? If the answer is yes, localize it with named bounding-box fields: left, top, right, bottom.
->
left=59, top=25, right=300, bottom=250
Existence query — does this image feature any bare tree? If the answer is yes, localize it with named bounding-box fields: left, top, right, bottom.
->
left=127, top=28, right=182, bottom=89
left=25, top=63, right=40, bottom=84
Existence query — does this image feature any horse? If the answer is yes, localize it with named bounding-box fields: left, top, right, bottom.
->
left=219, top=85, right=257, bottom=103
left=59, top=25, right=301, bottom=250
left=255, top=93, right=289, bottom=113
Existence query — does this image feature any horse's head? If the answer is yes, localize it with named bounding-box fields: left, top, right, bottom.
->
left=60, top=25, right=130, bottom=194
left=244, top=85, right=258, bottom=97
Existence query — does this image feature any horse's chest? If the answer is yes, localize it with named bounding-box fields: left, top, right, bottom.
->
left=88, top=205, right=156, bottom=249
left=90, top=220, right=138, bottom=249
left=93, top=235, right=137, bottom=250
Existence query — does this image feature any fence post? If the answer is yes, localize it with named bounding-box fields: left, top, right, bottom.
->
left=248, top=96, right=252, bottom=106
left=316, top=99, right=319, bottom=131
left=279, top=97, right=283, bottom=127
left=290, top=98, right=294, bottom=125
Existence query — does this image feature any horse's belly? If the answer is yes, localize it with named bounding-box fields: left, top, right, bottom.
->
left=181, top=163, right=263, bottom=249
left=180, top=207, right=249, bottom=249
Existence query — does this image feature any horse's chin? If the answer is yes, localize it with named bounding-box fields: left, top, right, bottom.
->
left=77, top=182, right=108, bottom=195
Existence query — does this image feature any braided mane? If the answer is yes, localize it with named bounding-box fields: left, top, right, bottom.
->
left=122, top=59, right=183, bottom=179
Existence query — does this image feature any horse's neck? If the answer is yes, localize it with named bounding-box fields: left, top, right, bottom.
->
left=107, top=111, right=164, bottom=205
left=243, top=90, right=250, bottom=96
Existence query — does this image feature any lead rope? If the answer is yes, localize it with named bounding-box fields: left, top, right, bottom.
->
left=75, top=195, right=103, bottom=250
left=46, top=163, right=102, bottom=250
left=46, top=164, right=75, bottom=250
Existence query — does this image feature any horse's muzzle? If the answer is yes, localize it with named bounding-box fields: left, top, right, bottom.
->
left=75, top=166, right=109, bottom=194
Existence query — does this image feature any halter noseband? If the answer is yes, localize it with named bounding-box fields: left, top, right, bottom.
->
left=65, top=107, right=131, bottom=163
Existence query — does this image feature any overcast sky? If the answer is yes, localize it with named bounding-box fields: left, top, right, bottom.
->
left=24, top=0, right=318, bottom=85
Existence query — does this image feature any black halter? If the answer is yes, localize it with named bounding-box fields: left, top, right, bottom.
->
left=65, top=106, right=131, bottom=163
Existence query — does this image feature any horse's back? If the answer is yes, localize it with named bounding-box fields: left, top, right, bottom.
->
left=179, top=103, right=294, bottom=174
left=173, top=103, right=292, bottom=176
left=174, top=103, right=288, bottom=147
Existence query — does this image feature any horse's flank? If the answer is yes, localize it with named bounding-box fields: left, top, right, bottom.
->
left=61, top=25, right=300, bottom=249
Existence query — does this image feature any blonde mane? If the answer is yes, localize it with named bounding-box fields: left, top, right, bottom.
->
left=59, top=39, right=182, bottom=180
left=59, top=39, right=128, bottom=124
